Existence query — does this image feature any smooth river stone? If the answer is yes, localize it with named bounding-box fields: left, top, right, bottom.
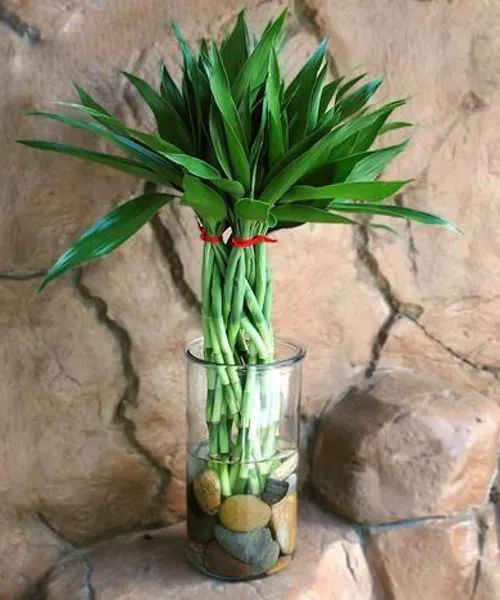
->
left=219, top=495, right=271, bottom=532
left=262, top=478, right=289, bottom=505
left=193, top=469, right=221, bottom=515
left=203, top=540, right=253, bottom=579
left=266, top=554, right=292, bottom=576
left=286, top=473, right=298, bottom=496
left=271, top=492, right=298, bottom=555
left=214, top=524, right=280, bottom=573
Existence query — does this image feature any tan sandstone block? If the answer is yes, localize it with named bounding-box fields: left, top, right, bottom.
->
left=312, top=369, right=500, bottom=523
left=366, top=505, right=500, bottom=600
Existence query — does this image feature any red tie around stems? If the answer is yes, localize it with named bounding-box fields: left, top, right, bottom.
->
left=231, top=235, right=277, bottom=247
left=199, top=227, right=277, bottom=247
left=199, top=227, right=222, bottom=244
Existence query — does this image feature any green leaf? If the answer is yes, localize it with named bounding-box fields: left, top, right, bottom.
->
left=307, top=63, right=328, bottom=133
left=181, top=174, right=227, bottom=222
left=235, top=198, right=270, bottom=221
left=206, top=44, right=250, bottom=189
left=74, top=83, right=110, bottom=116
left=281, top=180, right=410, bottom=204
left=335, top=75, right=383, bottom=120
left=351, top=107, right=402, bottom=154
left=123, top=71, right=192, bottom=151
left=261, top=106, right=400, bottom=204
left=347, top=141, right=409, bottom=181
left=162, top=151, right=243, bottom=196
left=379, top=121, right=413, bottom=134
left=172, top=22, right=209, bottom=153
left=38, top=193, right=172, bottom=291
left=272, top=204, right=359, bottom=225
left=266, top=48, right=285, bottom=165
left=319, top=78, right=343, bottom=116
left=209, top=103, right=233, bottom=178
left=327, top=202, right=460, bottom=232
left=335, top=73, right=366, bottom=102
left=286, top=39, right=328, bottom=144
left=221, top=11, right=250, bottom=82
left=18, top=140, right=170, bottom=185
left=213, top=179, right=245, bottom=197
left=160, top=62, right=186, bottom=118
left=27, top=110, right=183, bottom=187
left=56, top=103, right=186, bottom=156
left=164, top=152, right=221, bottom=179
left=232, top=10, right=287, bottom=105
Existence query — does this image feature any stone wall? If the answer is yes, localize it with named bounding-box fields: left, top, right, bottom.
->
left=1, top=0, right=499, bottom=598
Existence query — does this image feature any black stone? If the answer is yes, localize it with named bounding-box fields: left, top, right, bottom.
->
left=262, top=477, right=289, bottom=505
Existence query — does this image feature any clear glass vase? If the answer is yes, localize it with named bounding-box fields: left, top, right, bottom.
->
left=185, top=337, right=305, bottom=581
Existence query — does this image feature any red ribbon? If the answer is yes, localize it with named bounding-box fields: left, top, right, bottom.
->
left=199, top=227, right=221, bottom=244
left=232, top=235, right=278, bottom=247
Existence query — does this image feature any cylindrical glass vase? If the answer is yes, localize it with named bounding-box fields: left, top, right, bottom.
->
left=185, top=337, right=305, bottom=581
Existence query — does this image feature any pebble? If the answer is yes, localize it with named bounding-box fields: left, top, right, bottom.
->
left=214, top=524, right=280, bottom=573
left=187, top=485, right=216, bottom=543
left=186, top=545, right=206, bottom=574
left=266, top=554, right=292, bottom=576
left=219, top=494, right=271, bottom=532
left=262, top=478, right=289, bottom=505
left=193, top=469, right=221, bottom=515
left=271, top=453, right=298, bottom=480
left=286, top=473, right=298, bottom=496
left=271, top=492, right=298, bottom=555
left=203, top=540, right=253, bottom=579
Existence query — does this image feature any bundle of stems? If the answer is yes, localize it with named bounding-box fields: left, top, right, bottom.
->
left=22, top=11, right=458, bottom=496
left=201, top=226, right=278, bottom=496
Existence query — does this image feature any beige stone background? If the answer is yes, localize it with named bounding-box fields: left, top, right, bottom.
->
left=1, top=0, right=499, bottom=597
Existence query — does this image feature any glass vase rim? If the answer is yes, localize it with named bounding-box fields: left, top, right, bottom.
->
left=185, top=336, right=306, bottom=370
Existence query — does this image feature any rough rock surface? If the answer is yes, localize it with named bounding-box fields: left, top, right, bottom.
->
left=41, top=501, right=375, bottom=600
left=367, top=505, right=500, bottom=600
left=312, top=369, right=500, bottom=523
left=2, top=0, right=500, bottom=595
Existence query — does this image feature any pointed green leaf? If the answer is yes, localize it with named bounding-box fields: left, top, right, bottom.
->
left=18, top=140, right=169, bottom=185
left=261, top=106, right=401, bottom=204
left=26, top=111, right=183, bottom=187
left=74, top=83, right=110, bottom=116
left=379, top=121, right=413, bottom=134
left=160, top=62, right=186, bottom=118
left=319, top=78, right=343, bottom=115
left=123, top=71, right=192, bottom=151
left=281, top=180, right=410, bottom=204
left=347, top=141, right=409, bottom=181
left=335, top=73, right=366, bottom=102
left=336, top=75, right=383, bottom=120
left=209, top=102, right=233, bottom=178
left=206, top=45, right=250, bottom=189
left=38, top=193, right=172, bottom=291
left=327, top=202, right=460, bottom=232
left=286, top=39, right=328, bottom=143
left=164, top=152, right=221, bottom=179
left=266, top=49, right=285, bottom=165
left=221, top=11, right=250, bottom=82
left=232, top=10, right=287, bottom=105
left=272, top=204, right=358, bottom=225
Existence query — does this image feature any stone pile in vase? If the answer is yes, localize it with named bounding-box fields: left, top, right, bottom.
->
left=186, top=453, right=298, bottom=580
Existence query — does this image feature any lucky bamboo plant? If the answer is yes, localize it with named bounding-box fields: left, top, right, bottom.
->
left=21, top=11, right=455, bottom=498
